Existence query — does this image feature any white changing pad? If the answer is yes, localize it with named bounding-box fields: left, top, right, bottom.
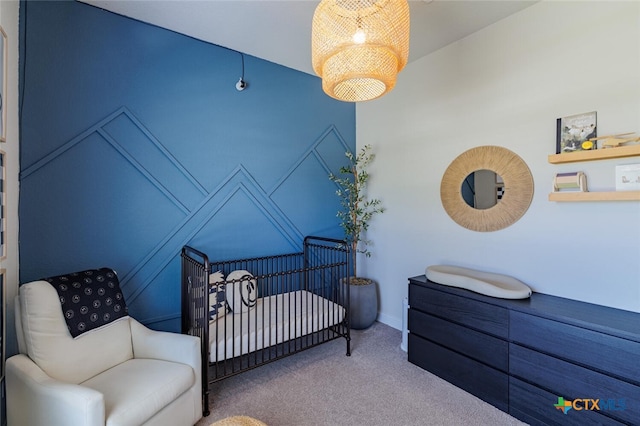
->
left=208, top=290, right=345, bottom=362
left=425, top=265, right=532, bottom=299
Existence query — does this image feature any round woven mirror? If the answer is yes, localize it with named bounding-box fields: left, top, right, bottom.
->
left=440, top=146, right=534, bottom=232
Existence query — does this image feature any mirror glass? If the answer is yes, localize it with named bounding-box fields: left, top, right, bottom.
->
left=461, top=169, right=504, bottom=209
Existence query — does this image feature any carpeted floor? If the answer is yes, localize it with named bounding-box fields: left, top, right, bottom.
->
left=196, top=322, right=526, bottom=426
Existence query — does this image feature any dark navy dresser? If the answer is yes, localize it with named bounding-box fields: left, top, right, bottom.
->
left=408, top=275, right=640, bottom=425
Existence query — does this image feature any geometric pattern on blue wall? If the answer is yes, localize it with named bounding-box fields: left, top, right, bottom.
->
left=20, top=107, right=351, bottom=327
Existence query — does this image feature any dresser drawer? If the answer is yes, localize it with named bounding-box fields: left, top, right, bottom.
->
left=509, top=377, right=623, bottom=426
left=510, top=311, right=640, bottom=385
left=408, top=334, right=508, bottom=411
left=408, top=283, right=508, bottom=338
left=510, top=344, right=639, bottom=425
left=408, top=309, right=508, bottom=371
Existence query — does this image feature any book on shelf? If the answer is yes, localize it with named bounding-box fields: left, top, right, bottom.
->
left=556, top=111, right=597, bottom=154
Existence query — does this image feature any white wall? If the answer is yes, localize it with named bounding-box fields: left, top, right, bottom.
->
left=357, top=1, right=640, bottom=329
left=1, top=0, right=20, bottom=356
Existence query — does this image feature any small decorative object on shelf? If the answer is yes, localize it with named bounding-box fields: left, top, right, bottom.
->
left=615, top=164, right=640, bottom=191
left=581, top=140, right=594, bottom=150
left=553, top=171, right=587, bottom=192
left=556, top=111, right=597, bottom=154
left=586, top=132, right=640, bottom=149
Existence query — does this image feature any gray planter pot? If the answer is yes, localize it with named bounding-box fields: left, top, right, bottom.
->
left=345, top=278, right=378, bottom=330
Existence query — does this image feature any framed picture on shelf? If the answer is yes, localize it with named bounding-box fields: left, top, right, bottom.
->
left=615, top=164, right=640, bottom=192
left=556, top=111, right=597, bottom=154
left=0, top=26, right=6, bottom=142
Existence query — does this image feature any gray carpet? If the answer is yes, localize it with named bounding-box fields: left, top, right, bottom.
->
left=196, top=322, right=526, bottom=426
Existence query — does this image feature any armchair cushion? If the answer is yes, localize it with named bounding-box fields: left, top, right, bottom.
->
left=19, top=280, right=133, bottom=384
left=81, top=358, right=194, bottom=426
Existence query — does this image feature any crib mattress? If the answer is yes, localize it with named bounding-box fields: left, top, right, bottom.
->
left=208, top=290, right=345, bottom=362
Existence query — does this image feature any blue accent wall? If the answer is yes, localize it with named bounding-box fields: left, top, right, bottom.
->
left=19, top=1, right=355, bottom=331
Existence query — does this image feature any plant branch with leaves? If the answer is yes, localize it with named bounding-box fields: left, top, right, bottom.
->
left=329, top=145, right=384, bottom=280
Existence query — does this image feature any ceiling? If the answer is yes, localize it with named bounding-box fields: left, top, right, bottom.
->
left=80, top=0, right=537, bottom=76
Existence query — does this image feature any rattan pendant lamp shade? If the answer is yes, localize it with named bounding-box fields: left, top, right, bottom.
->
left=312, top=0, right=410, bottom=102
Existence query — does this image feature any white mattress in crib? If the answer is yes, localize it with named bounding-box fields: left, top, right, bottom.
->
left=208, top=290, right=345, bottom=362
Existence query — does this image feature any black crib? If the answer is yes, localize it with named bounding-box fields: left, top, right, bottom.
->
left=181, top=236, right=351, bottom=416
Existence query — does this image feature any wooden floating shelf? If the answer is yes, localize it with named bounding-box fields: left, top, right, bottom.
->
left=549, top=191, right=640, bottom=202
left=548, top=144, right=640, bottom=164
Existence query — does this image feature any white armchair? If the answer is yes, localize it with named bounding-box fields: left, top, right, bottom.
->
left=6, top=276, right=202, bottom=426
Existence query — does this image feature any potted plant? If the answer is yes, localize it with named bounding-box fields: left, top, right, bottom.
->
left=330, top=144, right=384, bottom=329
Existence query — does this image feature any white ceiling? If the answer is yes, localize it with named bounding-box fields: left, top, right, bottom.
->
left=80, top=0, right=537, bottom=76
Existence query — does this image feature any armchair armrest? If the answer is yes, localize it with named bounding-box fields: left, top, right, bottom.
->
left=6, top=354, right=105, bottom=426
left=129, top=319, right=203, bottom=422
left=129, top=318, right=201, bottom=373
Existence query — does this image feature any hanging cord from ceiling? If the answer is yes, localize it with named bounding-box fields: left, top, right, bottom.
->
left=235, top=52, right=247, bottom=91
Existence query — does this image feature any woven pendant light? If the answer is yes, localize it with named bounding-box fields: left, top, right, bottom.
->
left=312, top=0, right=410, bottom=102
